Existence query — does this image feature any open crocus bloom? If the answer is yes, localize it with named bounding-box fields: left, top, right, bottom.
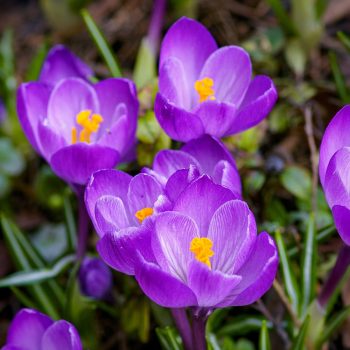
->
left=319, top=105, right=350, bottom=245
left=155, top=17, right=277, bottom=142
left=2, top=308, right=82, bottom=350
left=135, top=176, right=278, bottom=308
left=17, top=47, right=138, bottom=186
left=143, top=135, right=242, bottom=197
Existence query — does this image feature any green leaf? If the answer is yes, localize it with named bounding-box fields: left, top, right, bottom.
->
left=133, top=38, right=157, bottom=89
left=337, top=31, right=350, bottom=53
left=329, top=51, right=350, bottom=103
left=284, top=39, right=307, bottom=77
left=81, top=9, right=122, bottom=77
left=291, top=315, right=310, bottom=350
left=63, top=190, right=77, bottom=251
left=0, top=254, right=75, bottom=287
left=300, top=214, right=316, bottom=317
left=275, top=230, right=300, bottom=312
left=265, top=0, right=297, bottom=35
left=259, top=320, right=271, bottom=350
left=25, top=43, right=48, bottom=81
left=280, top=166, right=312, bottom=201
left=156, top=327, right=182, bottom=350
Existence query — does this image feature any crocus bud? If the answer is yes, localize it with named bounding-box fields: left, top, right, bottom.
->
left=79, top=257, right=112, bottom=299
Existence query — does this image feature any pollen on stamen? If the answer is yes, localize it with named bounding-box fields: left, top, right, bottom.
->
left=190, top=237, right=214, bottom=269
left=135, top=207, right=154, bottom=223
left=71, top=127, right=78, bottom=144
left=72, top=110, right=104, bottom=144
left=194, top=77, right=216, bottom=103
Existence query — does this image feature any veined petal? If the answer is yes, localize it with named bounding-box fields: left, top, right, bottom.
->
left=212, top=160, right=242, bottom=197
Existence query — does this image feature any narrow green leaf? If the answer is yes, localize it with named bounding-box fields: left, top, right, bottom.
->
left=275, top=230, right=300, bottom=313
left=10, top=286, right=38, bottom=309
left=300, top=214, right=316, bottom=316
left=63, top=191, right=77, bottom=252
left=291, top=315, right=310, bottom=350
left=0, top=254, right=75, bottom=287
left=25, top=43, right=48, bottom=81
left=337, top=31, right=350, bottom=53
left=156, top=327, right=182, bottom=350
left=81, top=9, right=122, bottom=77
left=266, top=0, right=297, bottom=35
left=329, top=51, right=350, bottom=103
left=259, top=320, right=271, bottom=350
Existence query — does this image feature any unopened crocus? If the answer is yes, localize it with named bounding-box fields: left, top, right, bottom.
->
left=319, top=105, right=350, bottom=245
left=17, top=46, right=138, bottom=187
left=143, top=134, right=242, bottom=197
left=79, top=257, right=113, bottom=299
left=2, top=308, right=82, bottom=350
left=155, top=17, right=277, bottom=142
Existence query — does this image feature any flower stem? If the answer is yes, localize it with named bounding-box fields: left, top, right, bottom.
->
left=171, top=308, right=193, bottom=350
left=192, top=314, right=207, bottom=350
left=318, top=244, right=350, bottom=310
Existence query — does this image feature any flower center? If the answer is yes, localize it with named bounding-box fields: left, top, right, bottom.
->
left=71, top=110, right=103, bottom=144
left=135, top=207, right=154, bottom=223
left=189, top=237, right=214, bottom=269
left=194, top=77, right=216, bottom=103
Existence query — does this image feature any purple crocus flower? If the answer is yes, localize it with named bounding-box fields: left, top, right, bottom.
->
left=2, top=308, right=82, bottom=350
left=79, top=256, right=113, bottom=299
left=17, top=45, right=138, bottom=186
left=155, top=17, right=277, bottom=142
left=143, top=134, right=242, bottom=197
left=319, top=105, right=350, bottom=245
left=134, top=176, right=278, bottom=308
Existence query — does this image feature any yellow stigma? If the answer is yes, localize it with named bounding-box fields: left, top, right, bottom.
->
left=135, top=207, right=154, bottom=223
left=190, top=237, right=214, bottom=269
left=194, top=77, right=216, bottom=103
left=71, top=110, right=103, bottom=144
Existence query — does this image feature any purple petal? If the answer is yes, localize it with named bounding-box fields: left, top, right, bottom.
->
left=187, top=260, right=241, bottom=307
left=39, top=45, right=93, bottom=85
left=332, top=206, right=350, bottom=245
left=319, top=105, right=350, bottom=186
left=47, top=78, right=99, bottom=143
left=226, top=75, right=277, bottom=135
left=193, top=101, right=238, bottom=137
left=199, top=46, right=251, bottom=106
left=17, top=82, right=51, bottom=154
left=173, top=176, right=236, bottom=234
left=85, top=169, right=132, bottom=235
left=135, top=253, right=198, bottom=307
left=6, top=309, right=53, bottom=350
left=97, top=226, right=153, bottom=275
left=324, top=147, right=350, bottom=209
left=155, top=93, right=204, bottom=142
left=218, top=232, right=278, bottom=307
left=41, top=320, right=82, bottom=350
left=50, top=143, right=119, bottom=185
left=95, top=195, right=131, bottom=234
left=212, top=160, right=242, bottom=197
left=127, top=173, right=163, bottom=221
left=208, top=200, right=257, bottom=274
left=160, top=17, right=217, bottom=97
left=152, top=212, right=199, bottom=281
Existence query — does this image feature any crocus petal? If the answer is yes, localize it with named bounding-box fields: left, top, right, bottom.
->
left=135, top=253, right=198, bottom=307
left=199, top=46, right=251, bottom=106
left=95, top=195, right=130, bottom=234
left=187, top=260, right=241, bottom=307
left=319, top=105, right=350, bottom=186
left=50, top=143, right=119, bottom=185
left=160, top=17, right=217, bottom=96
left=323, top=147, right=350, bottom=209
left=127, top=173, right=163, bottom=220
left=47, top=78, right=100, bottom=142
left=212, top=160, right=242, bottom=197
left=85, top=169, right=132, bottom=234
left=17, top=82, right=51, bottom=154
left=152, top=149, right=200, bottom=181
left=152, top=212, right=199, bottom=281
left=39, top=45, right=93, bottom=85
left=97, top=226, right=153, bottom=275
left=332, top=205, right=350, bottom=246
left=208, top=200, right=257, bottom=274
left=41, top=320, right=82, bottom=350
left=6, top=309, right=53, bottom=350
left=225, top=75, right=277, bottom=135
left=155, top=93, right=204, bottom=142
left=173, top=176, right=236, bottom=234
left=218, top=232, right=278, bottom=307
left=193, top=101, right=238, bottom=137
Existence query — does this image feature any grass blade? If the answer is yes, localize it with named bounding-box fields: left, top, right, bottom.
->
left=259, top=320, right=271, bottom=350
left=291, top=315, right=310, bottom=350
left=329, top=51, right=350, bottom=103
